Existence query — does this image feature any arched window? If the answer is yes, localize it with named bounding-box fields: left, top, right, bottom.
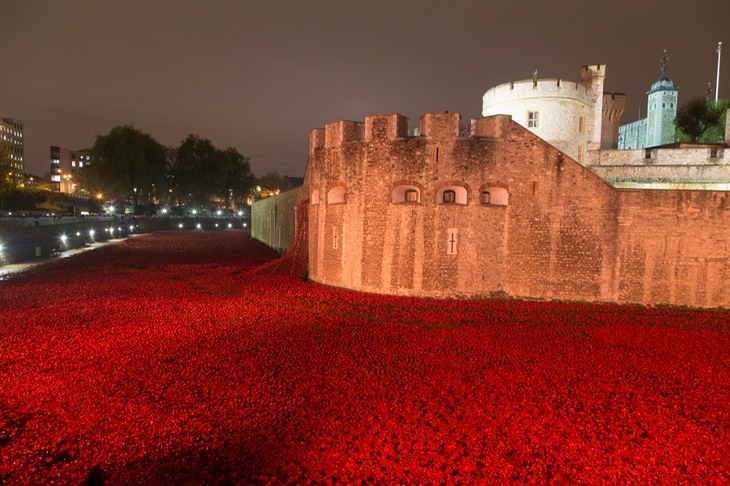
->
left=311, top=189, right=320, bottom=205
left=481, top=186, right=509, bottom=206
left=437, top=186, right=467, bottom=205
left=327, top=186, right=346, bottom=205
left=391, top=185, right=420, bottom=204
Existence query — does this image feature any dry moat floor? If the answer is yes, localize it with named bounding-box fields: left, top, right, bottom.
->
left=1, top=231, right=728, bottom=484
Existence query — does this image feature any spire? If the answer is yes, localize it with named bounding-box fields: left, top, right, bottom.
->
left=648, top=49, right=677, bottom=94
left=660, top=49, right=669, bottom=79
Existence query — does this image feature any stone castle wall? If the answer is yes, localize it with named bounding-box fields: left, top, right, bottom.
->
left=299, top=112, right=729, bottom=309
left=251, top=186, right=303, bottom=253
left=601, top=92, right=626, bottom=149
left=587, top=145, right=730, bottom=190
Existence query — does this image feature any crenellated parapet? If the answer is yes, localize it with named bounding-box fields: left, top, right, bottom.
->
left=325, top=120, right=364, bottom=147
left=601, top=92, right=627, bottom=149
left=308, top=112, right=520, bottom=154
left=365, top=113, right=409, bottom=141
left=419, top=112, right=461, bottom=140
left=483, top=78, right=592, bottom=109
left=309, top=128, right=325, bottom=155
left=310, top=114, right=410, bottom=153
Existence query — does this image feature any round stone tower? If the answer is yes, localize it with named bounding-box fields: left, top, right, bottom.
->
left=482, top=65, right=608, bottom=162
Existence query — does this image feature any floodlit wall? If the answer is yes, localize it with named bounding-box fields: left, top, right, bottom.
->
left=302, top=112, right=730, bottom=309
left=587, top=145, right=730, bottom=190
left=251, top=186, right=303, bottom=253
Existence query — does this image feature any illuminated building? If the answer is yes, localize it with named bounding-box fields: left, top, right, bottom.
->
left=1, top=117, right=24, bottom=186
left=50, top=146, right=92, bottom=193
left=618, top=51, right=679, bottom=149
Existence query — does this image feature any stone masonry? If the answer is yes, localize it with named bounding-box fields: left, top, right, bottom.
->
left=292, top=112, right=729, bottom=309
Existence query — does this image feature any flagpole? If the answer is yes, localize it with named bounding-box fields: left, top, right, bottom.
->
left=716, top=42, right=722, bottom=102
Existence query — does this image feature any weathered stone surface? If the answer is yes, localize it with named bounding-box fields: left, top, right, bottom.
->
left=255, top=113, right=730, bottom=309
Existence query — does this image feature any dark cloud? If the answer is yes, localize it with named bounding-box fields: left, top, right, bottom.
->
left=2, top=0, right=728, bottom=178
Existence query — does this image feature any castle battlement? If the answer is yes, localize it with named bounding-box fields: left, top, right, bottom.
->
left=580, top=64, right=606, bottom=84
left=325, top=120, right=364, bottom=147
left=483, top=78, right=592, bottom=107
left=309, top=113, right=520, bottom=152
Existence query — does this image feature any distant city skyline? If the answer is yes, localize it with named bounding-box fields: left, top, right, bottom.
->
left=2, top=0, right=728, bottom=178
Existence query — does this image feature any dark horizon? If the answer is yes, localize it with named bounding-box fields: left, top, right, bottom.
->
left=2, top=0, right=728, bottom=179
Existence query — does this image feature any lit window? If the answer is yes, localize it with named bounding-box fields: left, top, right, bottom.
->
left=72, top=161, right=76, bottom=167
left=79, top=162, right=84, bottom=168
left=528, top=111, right=539, bottom=128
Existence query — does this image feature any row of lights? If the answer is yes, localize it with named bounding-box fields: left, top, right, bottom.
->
left=158, top=208, right=246, bottom=217
left=3, top=212, right=59, bottom=217
left=58, top=225, right=137, bottom=245
left=177, top=222, right=248, bottom=230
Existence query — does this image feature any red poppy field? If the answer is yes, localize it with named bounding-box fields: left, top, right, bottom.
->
left=1, top=231, right=729, bottom=484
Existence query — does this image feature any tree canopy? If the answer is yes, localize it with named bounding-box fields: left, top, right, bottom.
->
left=674, top=98, right=728, bottom=143
left=256, top=172, right=289, bottom=192
left=84, top=125, right=167, bottom=204
left=77, top=125, right=256, bottom=209
left=216, top=147, right=255, bottom=209
left=170, top=135, right=254, bottom=208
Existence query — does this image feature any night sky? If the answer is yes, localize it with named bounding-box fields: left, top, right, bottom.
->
left=2, top=0, right=728, bottom=179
